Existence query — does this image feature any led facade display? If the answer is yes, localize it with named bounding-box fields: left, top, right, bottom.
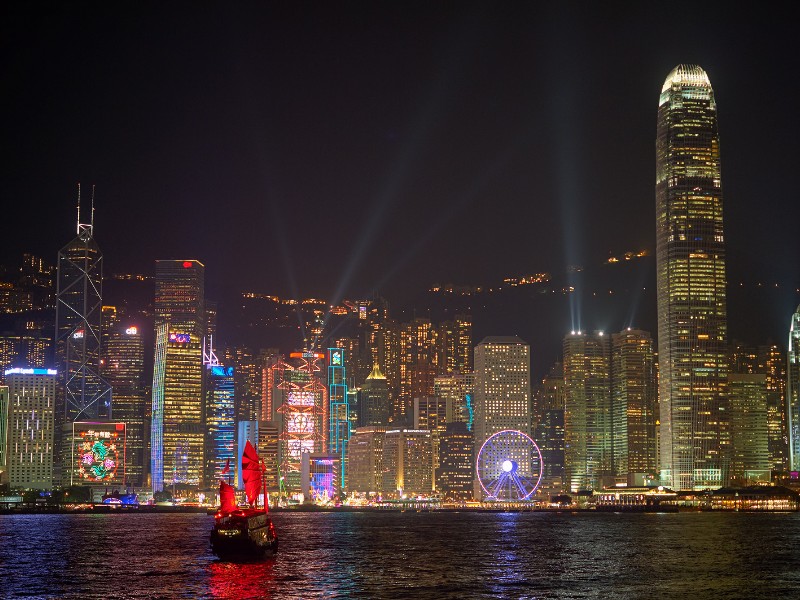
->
left=74, top=422, right=126, bottom=483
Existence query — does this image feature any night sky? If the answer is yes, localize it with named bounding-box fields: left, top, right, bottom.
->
left=3, top=4, right=798, bottom=345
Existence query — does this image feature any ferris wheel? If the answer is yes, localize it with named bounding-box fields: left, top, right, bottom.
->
left=476, top=430, right=543, bottom=501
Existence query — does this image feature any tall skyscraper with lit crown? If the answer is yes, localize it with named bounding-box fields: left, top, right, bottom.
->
left=788, top=305, right=800, bottom=470
left=656, top=64, right=729, bottom=490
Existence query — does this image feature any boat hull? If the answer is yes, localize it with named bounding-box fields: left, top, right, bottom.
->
left=210, top=511, right=278, bottom=560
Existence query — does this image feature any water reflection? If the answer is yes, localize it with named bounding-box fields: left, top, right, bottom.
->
left=207, top=558, right=277, bottom=599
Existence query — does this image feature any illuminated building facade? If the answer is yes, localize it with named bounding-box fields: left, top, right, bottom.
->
left=533, top=362, right=565, bottom=481
left=69, top=421, right=126, bottom=486
left=728, top=374, right=770, bottom=484
left=381, top=429, right=433, bottom=498
left=788, top=305, right=800, bottom=470
left=236, top=421, right=258, bottom=490
left=359, top=363, right=390, bottom=426
left=563, top=332, right=611, bottom=492
left=103, top=324, right=146, bottom=486
left=0, top=386, right=8, bottom=484
left=346, top=426, right=386, bottom=495
left=436, top=422, right=474, bottom=502
left=436, top=314, right=473, bottom=375
left=611, top=329, right=658, bottom=485
left=6, top=368, right=56, bottom=489
left=434, top=371, right=475, bottom=429
left=257, top=420, right=281, bottom=492
left=275, top=352, right=326, bottom=492
left=656, top=64, right=729, bottom=490
left=204, top=365, right=235, bottom=487
left=151, top=259, right=205, bottom=492
left=327, top=348, right=350, bottom=491
left=474, top=337, right=531, bottom=497
left=0, top=335, right=50, bottom=384
left=301, top=452, right=341, bottom=502
left=398, top=319, right=437, bottom=426
left=55, top=202, right=112, bottom=482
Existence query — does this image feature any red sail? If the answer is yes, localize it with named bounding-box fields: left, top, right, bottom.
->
left=241, top=440, right=262, bottom=507
left=219, top=479, right=237, bottom=514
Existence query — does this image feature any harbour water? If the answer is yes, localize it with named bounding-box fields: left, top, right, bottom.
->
left=1, top=511, right=798, bottom=599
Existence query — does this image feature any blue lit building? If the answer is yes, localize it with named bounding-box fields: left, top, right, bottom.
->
left=328, top=348, right=350, bottom=490
left=205, top=365, right=235, bottom=487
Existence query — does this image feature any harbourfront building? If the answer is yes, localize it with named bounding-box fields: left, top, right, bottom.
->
left=728, top=374, right=770, bottom=485
left=436, top=422, right=474, bottom=502
left=204, top=365, right=235, bottom=488
left=381, top=429, right=433, bottom=498
left=55, top=204, right=112, bottom=483
left=151, top=259, right=205, bottom=492
left=103, top=324, right=146, bottom=487
left=611, top=329, right=658, bottom=485
left=473, top=336, right=530, bottom=499
left=656, top=64, right=729, bottom=490
left=346, top=426, right=386, bottom=496
left=5, top=368, right=56, bottom=489
left=788, top=305, right=800, bottom=470
left=563, top=331, right=611, bottom=492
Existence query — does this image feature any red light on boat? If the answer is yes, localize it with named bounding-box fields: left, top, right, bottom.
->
left=182, top=261, right=192, bottom=268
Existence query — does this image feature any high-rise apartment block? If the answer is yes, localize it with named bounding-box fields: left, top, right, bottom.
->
left=656, top=65, right=729, bottom=490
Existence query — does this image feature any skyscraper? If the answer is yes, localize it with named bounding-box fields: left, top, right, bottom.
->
left=103, top=323, right=146, bottom=487
left=533, top=362, right=565, bottom=482
left=150, top=260, right=205, bottom=492
left=728, top=373, right=770, bottom=485
left=563, top=332, right=611, bottom=492
left=473, top=336, right=530, bottom=498
left=359, top=363, right=390, bottom=426
left=656, top=64, right=729, bottom=490
left=611, top=329, right=658, bottom=485
left=788, top=305, right=800, bottom=470
left=5, top=368, right=56, bottom=489
left=204, top=365, right=235, bottom=488
left=327, top=347, right=350, bottom=491
left=55, top=196, right=112, bottom=483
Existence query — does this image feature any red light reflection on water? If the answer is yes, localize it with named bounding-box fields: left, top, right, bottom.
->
left=208, top=558, right=277, bottom=599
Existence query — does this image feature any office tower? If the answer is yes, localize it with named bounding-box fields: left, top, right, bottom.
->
left=19, top=253, right=55, bottom=310
left=381, top=429, right=433, bottom=498
left=398, top=318, right=436, bottom=426
left=346, top=426, right=386, bottom=496
left=414, top=396, right=447, bottom=432
left=728, top=374, right=770, bottom=484
left=611, top=329, right=658, bottom=485
left=5, top=368, right=56, bottom=489
left=533, top=362, right=565, bottom=481
left=257, top=420, right=281, bottom=492
left=0, top=282, right=32, bottom=313
left=788, top=305, right=800, bottom=470
left=104, top=324, right=146, bottom=487
left=236, top=421, right=258, bottom=490
left=0, top=385, right=8, bottom=484
left=758, top=345, right=788, bottom=472
left=656, top=64, right=729, bottom=490
left=301, top=452, right=342, bottom=501
left=0, top=335, right=50, bottom=383
left=436, top=314, right=473, bottom=375
left=730, top=342, right=788, bottom=473
left=204, top=365, right=235, bottom=488
left=563, top=331, right=611, bottom=492
left=473, top=336, right=531, bottom=498
left=327, top=348, right=350, bottom=491
left=434, top=371, right=475, bottom=429
left=55, top=199, right=112, bottom=484
left=436, top=422, right=474, bottom=502
left=359, top=363, right=390, bottom=426
left=151, top=259, right=205, bottom=492
left=275, top=352, right=326, bottom=492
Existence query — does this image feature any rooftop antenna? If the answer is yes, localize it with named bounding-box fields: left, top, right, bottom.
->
left=76, top=182, right=82, bottom=235
left=91, top=184, right=96, bottom=229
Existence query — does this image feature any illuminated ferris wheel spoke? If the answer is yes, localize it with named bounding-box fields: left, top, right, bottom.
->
left=477, top=430, right=543, bottom=502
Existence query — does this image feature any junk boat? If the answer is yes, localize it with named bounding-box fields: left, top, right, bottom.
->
left=210, top=441, right=278, bottom=559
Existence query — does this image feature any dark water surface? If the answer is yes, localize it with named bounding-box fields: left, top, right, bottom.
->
left=1, top=511, right=798, bottom=599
